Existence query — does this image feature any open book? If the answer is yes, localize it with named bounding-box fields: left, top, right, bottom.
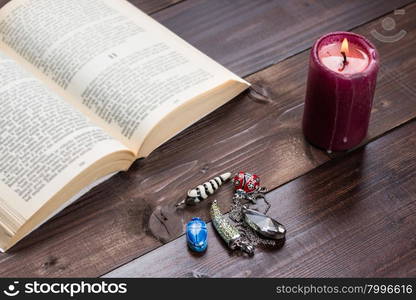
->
left=0, top=0, right=249, bottom=252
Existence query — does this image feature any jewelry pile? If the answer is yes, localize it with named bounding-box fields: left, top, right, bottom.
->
left=179, top=172, right=286, bottom=256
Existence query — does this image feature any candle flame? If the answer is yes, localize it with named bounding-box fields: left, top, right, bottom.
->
left=341, top=38, right=349, bottom=55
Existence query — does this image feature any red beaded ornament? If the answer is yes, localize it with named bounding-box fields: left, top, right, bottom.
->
left=233, top=172, right=260, bottom=193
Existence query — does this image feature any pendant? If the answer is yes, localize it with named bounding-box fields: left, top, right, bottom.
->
left=186, top=218, right=208, bottom=252
left=176, top=172, right=231, bottom=207
left=210, top=200, right=254, bottom=256
left=242, top=207, right=286, bottom=240
left=232, top=171, right=270, bottom=212
left=233, top=171, right=260, bottom=193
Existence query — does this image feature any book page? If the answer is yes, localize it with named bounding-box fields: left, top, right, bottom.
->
left=0, top=0, right=247, bottom=154
left=0, top=50, right=131, bottom=227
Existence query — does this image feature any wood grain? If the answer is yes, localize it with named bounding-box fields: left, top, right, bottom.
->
left=154, top=0, right=415, bottom=77
left=1, top=1, right=416, bottom=277
left=106, top=120, right=416, bottom=278
left=128, top=0, right=184, bottom=14
left=0, top=0, right=184, bottom=14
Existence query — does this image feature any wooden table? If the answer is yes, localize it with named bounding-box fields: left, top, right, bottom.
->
left=1, top=0, right=415, bottom=278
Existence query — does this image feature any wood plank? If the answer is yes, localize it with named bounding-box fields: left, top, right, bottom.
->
left=1, top=2, right=416, bottom=277
left=154, top=0, right=415, bottom=77
left=128, top=0, right=184, bottom=14
left=0, top=0, right=184, bottom=14
left=105, top=119, right=416, bottom=278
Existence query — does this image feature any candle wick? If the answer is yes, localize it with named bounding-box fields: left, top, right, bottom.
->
left=342, top=51, right=348, bottom=64
left=338, top=51, right=348, bottom=71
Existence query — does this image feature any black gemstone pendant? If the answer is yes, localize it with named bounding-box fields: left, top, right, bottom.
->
left=242, top=207, right=286, bottom=240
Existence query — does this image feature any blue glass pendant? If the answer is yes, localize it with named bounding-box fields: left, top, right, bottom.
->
left=186, top=218, right=208, bottom=252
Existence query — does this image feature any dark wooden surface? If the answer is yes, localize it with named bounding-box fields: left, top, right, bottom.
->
left=154, top=0, right=415, bottom=76
left=0, top=0, right=415, bottom=277
left=106, top=119, right=416, bottom=278
left=129, top=0, right=184, bottom=14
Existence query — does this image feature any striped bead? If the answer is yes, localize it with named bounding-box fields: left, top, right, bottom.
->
left=185, top=172, right=231, bottom=204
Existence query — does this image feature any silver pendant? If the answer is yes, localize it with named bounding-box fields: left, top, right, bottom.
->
left=176, top=172, right=231, bottom=207
left=229, top=193, right=286, bottom=248
left=210, top=200, right=255, bottom=256
left=242, top=207, right=286, bottom=240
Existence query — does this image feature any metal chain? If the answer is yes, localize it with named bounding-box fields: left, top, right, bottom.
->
left=229, top=192, right=278, bottom=248
left=229, top=195, right=244, bottom=222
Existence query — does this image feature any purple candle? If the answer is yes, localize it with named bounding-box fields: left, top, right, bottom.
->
left=303, top=32, right=379, bottom=152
